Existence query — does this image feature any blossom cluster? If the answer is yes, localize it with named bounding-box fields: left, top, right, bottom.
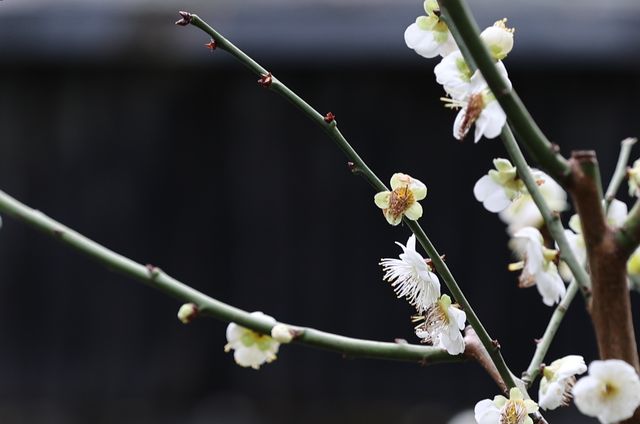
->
left=405, top=2, right=514, bottom=142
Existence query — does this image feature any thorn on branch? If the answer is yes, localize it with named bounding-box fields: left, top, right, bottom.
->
left=324, top=112, right=336, bottom=124
left=175, top=11, right=193, bottom=26
left=394, top=338, right=408, bottom=344
left=204, top=39, right=217, bottom=51
left=491, top=339, right=501, bottom=350
left=257, top=72, right=273, bottom=88
left=551, top=143, right=561, bottom=153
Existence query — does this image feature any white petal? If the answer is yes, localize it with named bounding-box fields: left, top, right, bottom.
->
left=474, top=399, right=501, bottom=424
left=453, top=108, right=466, bottom=140
left=404, top=23, right=440, bottom=58
left=536, top=266, right=566, bottom=306
left=234, top=346, right=269, bottom=369
left=482, top=187, right=512, bottom=212
left=473, top=175, right=499, bottom=202
left=476, top=101, right=506, bottom=141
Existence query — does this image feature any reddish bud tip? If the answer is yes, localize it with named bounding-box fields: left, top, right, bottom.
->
left=175, top=11, right=193, bottom=26
left=324, top=112, right=335, bottom=123
left=257, top=72, right=273, bottom=87
left=205, top=39, right=217, bottom=50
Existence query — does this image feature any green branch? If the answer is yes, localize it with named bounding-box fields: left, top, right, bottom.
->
left=0, top=189, right=462, bottom=364
left=605, top=137, right=637, bottom=209
left=521, top=280, right=578, bottom=386
left=182, top=11, right=518, bottom=389
left=438, top=0, right=571, bottom=182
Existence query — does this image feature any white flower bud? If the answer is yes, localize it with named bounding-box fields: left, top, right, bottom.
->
left=270, top=323, right=294, bottom=344
left=480, top=19, right=514, bottom=60
left=177, top=303, right=198, bottom=324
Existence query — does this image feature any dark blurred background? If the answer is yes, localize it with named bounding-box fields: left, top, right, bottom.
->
left=0, top=0, right=639, bottom=423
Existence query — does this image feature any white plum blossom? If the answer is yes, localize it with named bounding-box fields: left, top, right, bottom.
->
left=374, top=173, right=427, bottom=226
left=474, top=387, right=538, bottom=424
left=499, top=170, right=567, bottom=235
left=380, top=234, right=441, bottom=312
left=404, top=0, right=457, bottom=58
left=414, top=294, right=466, bottom=355
left=435, top=51, right=510, bottom=101
left=572, top=359, right=640, bottom=424
left=224, top=312, right=280, bottom=370
left=443, top=71, right=507, bottom=143
left=480, top=19, right=515, bottom=61
left=538, top=355, right=587, bottom=410
left=510, top=227, right=566, bottom=306
left=473, top=158, right=526, bottom=213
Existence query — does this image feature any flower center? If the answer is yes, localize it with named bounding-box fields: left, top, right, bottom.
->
left=414, top=302, right=449, bottom=343
left=388, top=185, right=415, bottom=220
left=500, top=400, right=527, bottom=424
left=458, top=93, right=485, bottom=139
left=603, top=382, right=619, bottom=398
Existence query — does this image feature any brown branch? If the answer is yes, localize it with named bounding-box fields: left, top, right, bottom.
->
left=464, top=326, right=508, bottom=394
left=567, top=151, right=640, bottom=370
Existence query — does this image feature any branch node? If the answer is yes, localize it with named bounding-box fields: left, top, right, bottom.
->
left=347, top=161, right=361, bottom=175
left=175, top=11, right=193, bottom=26
left=146, top=264, right=160, bottom=279
left=324, top=111, right=336, bottom=124
left=204, top=39, right=217, bottom=51
left=257, top=72, right=273, bottom=88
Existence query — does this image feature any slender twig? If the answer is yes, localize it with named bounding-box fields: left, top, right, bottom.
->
left=521, top=280, right=578, bottom=386
left=437, top=0, right=570, bottom=182
left=183, top=12, right=519, bottom=390
left=0, top=189, right=464, bottom=364
left=605, top=137, right=637, bottom=209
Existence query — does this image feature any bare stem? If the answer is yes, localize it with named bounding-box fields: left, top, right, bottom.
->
left=521, top=280, right=578, bottom=386
left=183, top=11, right=518, bottom=390
left=605, top=137, right=637, bottom=209
left=0, top=189, right=463, bottom=364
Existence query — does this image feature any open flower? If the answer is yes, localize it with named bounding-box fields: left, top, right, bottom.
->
left=480, top=19, right=515, bottom=61
left=414, top=294, right=466, bottom=355
left=224, top=312, right=280, bottom=370
left=509, top=227, right=565, bottom=306
left=443, top=71, right=507, bottom=143
left=538, top=355, right=587, bottom=410
left=380, top=234, right=440, bottom=312
left=572, top=359, right=640, bottom=423
left=474, top=387, right=538, bottom=424
left=404, top=0, right=457, bottom=58
left=374, top=173, right=427, bottom=225
left=473, top=158, right=526, bottom=213
left=435, top=51, right=510, bottom=101
left=499, top=170, right=567, bottom=235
